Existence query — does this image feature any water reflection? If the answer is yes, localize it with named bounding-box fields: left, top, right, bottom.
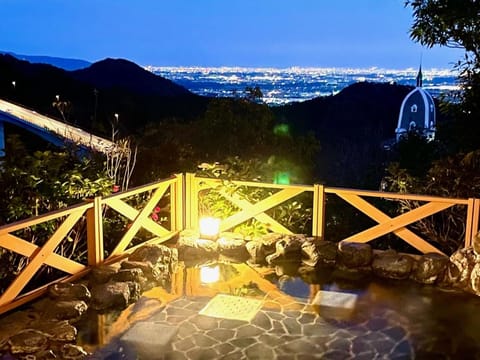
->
left=77, top=259, right=480, bottom=358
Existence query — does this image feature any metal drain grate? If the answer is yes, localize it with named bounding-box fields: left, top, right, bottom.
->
left=199, top=294, right=263, bottom=321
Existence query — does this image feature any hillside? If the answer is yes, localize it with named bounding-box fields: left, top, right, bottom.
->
left=0, top=51, right=91, bottom=70
left=0, top=55, right=208, bottom=136
left=71, top=58, right=191, bottom=97
left=274, top=82, right=424, bottom=187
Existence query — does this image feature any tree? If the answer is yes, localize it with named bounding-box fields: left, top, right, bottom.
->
left=245, top=86, right=263, bottom=103
left=406, top=0, right=480, bottom=152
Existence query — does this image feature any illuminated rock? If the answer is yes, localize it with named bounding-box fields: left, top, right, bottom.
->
left=338, top=241, right=372, bottom=268
left=372, top=250, right=414, bottom=280
left=410, top=253, right=449, bottom=284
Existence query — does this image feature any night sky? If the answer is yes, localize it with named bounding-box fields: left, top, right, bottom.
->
left=0, top=0, right=463, bottom=69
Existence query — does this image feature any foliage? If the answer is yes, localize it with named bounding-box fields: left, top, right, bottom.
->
left=133, top=97, right=320, bottom=185
left=196, top=159, right=313, bottom=238
left=0, top=135, right=113, bottom=292
left=383, top=149, right=480, bottom=253
left=406, top=0, right=480, bottom=153
left=0, top=135, right=113, bottom=224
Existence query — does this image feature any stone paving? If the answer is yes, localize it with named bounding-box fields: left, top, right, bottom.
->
left=89, top=294, right=414, bottom=359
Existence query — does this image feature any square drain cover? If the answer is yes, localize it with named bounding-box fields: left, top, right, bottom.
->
left=199, top=294, right=263, bottom=321
left=311, top=290, right=358, bottom=309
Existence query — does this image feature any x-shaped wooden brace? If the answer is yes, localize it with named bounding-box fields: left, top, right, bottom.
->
left=218, top=187, right=305, bottom=233
left=107, top=182, right=171, bottom=257
left=336, top=192, right=451, bottom=255
left=0, top=208, right=86, bottom=306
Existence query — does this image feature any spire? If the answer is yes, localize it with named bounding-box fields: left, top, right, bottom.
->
left=416, top=64, right=423, bottom=87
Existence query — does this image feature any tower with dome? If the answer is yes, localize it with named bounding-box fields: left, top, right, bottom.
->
left=395, top=66, right=436, bottom=141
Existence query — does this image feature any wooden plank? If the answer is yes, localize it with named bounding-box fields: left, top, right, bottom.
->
left=327, top=187, right=469, bottom=204
left=217, top=189, right=293, bottom=234
left=194, top=176, right=314, bottom=191
left=171, top=174, right=184, bottom=231
left=0, top=202, right=92, bottom=236
left=103, top=197, right=169, bottom=237
left=0, top=234, right=86, bottom=273
left=473, top=199, right=480, bottom=243
left=102, top=177, right=177, bottom=200
left=312, top=184, right=325, bottom=239
left=185, top=173, right=195, bottom=229
left=465, top=198, right=475, bottom=248
left=109, top=183, right=170, bottom=257
left=0, top=209, right=85, bottom=306
left=87, top=196, right=104, bottom=266
left=337, top=193, right=446, bottom=255
left=220, top=188, right=305, bottom=232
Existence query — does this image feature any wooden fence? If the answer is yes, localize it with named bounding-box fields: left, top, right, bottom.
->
left=0, top=172, right=479, bottom=314
left=0, top=175, right=183, bottom=315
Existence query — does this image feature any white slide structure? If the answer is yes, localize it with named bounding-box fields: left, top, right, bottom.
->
left=0, top=98, right=116, bottom=154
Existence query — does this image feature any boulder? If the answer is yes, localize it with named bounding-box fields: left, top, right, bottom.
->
left=245, top=241, right=265, bottom=265
left=121, top=260, right=163, bottom=281
left=217, top=236, right=248, bottom=260
left=126, top=281, right=142, bottom=302
left=60, top=344, right=88, bottom=360
left=300, top=238, right=320, bottom=267
left=311, top=240, right=338, bottom=267
left=128, top=244, right=174, bottom=265
left=111, top=268, right=145, bottom=283
left=470, top=262, right=480, bottom=296
left=473, top=231, right=480, bottom=256
left=47, top=283, right=91, bottom=302
left=259, top=233, right=284, bottom=246
left=8, top=330, right=49, bottom=354
left=179, top=236, right=219, bottom=263
left=43, top=300, right=88, bottom=322
left=34, top=320, right=77, bottom=342
left=449, top=247, right=479, bottom=290
left=90, top=282, right=131, bottom=311
left=265, top=235, right=303, bottom=265
left=410, top=253, right=449, bottom=284
left=337, top=241, right=372, bottom=268
left=89, top=264, right=119, bottom=284
left=372, top=251, right=414, bottom=280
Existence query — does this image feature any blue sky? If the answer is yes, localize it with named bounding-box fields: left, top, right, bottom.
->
left=0, top=0, right=463, bottom=69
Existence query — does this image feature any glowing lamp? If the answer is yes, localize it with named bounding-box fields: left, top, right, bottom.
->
left=200, top=265, right=220, bottom=284
left=274, top=171, right=290, bottom=185
left=199, top=217, right=221, bottom=240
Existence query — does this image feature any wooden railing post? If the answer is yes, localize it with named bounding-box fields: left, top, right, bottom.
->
left=170, top=174, right=184, bottom=231
left=185, top=173, right=198, bottom=229
left=87, top=196, right=104, bottom=266
left=312, top=184, right=325, bottom=239
left=465, top=198, right=480, bottom=248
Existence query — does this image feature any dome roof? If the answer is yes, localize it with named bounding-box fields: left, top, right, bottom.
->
left=395, top=86, right=436, bottom=141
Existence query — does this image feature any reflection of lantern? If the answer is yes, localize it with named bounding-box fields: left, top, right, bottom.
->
left=199, top=217, right=221, bottom=240
left=200, top=265, right=220, bottom=284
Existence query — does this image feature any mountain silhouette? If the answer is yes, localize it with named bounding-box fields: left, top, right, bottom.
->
left=72, top=58, right=191, bottom=97
left=0, top=51, right=91, bottom=71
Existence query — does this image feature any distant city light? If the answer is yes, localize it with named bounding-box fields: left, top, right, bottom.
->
left=146, top=66, right=459, bottom=106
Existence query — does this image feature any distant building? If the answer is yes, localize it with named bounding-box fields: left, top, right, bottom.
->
left=395, top=66, right=436, bottom=141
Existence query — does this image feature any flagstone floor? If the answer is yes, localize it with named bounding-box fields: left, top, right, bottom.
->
left=88, top=294, right=413, bottom=360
